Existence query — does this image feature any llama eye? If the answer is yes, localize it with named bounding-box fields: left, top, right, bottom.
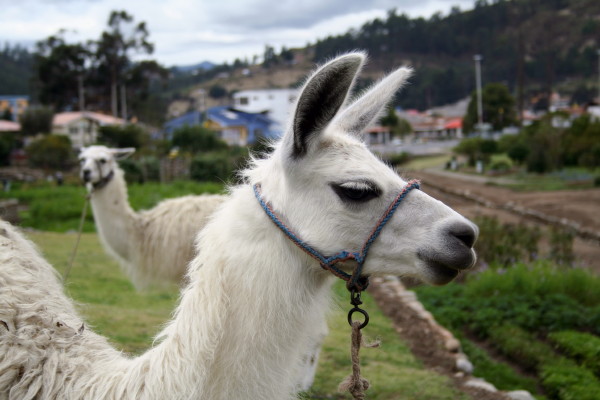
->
left=99, top=159, right=107, bottom=164
left=331, top=182, right=381, bottom=203
left=79, top=158, right=85, bottom=165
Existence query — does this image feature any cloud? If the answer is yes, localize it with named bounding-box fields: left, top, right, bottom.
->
left=1, top=0, right=474, bottom=66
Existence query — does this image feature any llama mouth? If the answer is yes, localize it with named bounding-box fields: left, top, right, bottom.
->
left=417, top=250, right=472, bottom=285
left=422, top=259, right=460, bottom=285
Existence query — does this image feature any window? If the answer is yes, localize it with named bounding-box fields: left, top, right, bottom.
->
left=239, top=97, right=249, bottom=105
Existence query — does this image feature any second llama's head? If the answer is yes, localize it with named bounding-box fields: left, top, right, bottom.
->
left=78, top=145, right=135, bottom=191
left=250, top=52, right=478, bottom=285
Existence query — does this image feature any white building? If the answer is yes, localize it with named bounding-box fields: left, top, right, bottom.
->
left=232, top=88, right=298, bottom=135
left=52, top=112, right=125, bottom=148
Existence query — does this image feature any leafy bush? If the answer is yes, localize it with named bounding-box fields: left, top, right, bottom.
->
left=190, top=148, right=249, bottom=183
left=190, top=152, right=234, bottom=182
left=119, top=159, right=145, bottom=183
left=548, top=331, right=600, bottom=376
left=171, top=126, right=228, bottom=154
left=26, top=134, right=75, bottom=170
left=19, top=106, right=54, bottom=136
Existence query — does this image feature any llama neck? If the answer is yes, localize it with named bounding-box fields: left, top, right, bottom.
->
left=88, top=169, right=138, bottom=263
left=136, top=185, right=333, bottom=399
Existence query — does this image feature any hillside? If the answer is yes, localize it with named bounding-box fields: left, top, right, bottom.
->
left=178, top=0, right=600, bottom=113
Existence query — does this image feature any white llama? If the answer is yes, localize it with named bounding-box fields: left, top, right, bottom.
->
left=78, top=145, right=324, bottom=391
left=0, top=52, right=478, bottom=399
left=77, top=145, right=226, bottom=290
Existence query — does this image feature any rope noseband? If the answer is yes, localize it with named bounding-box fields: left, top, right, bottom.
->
left=253, top=179, right=421, bottom=292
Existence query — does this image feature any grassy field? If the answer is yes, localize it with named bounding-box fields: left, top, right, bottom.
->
left=28, top=230, right=468, bottom=400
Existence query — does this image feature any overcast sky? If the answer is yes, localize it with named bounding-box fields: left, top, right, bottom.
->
left=1, top=0, right=474, bottom=67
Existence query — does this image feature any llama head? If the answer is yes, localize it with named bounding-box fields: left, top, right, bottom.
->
left=253, top=52, right=478, bottom=285
left=78, top=145, right=135, bottom=191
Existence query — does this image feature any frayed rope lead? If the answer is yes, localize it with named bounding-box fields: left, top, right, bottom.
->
left=338, top=321, right=380, bottom=399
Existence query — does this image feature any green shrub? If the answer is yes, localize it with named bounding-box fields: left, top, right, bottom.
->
left=119, top=159, right=144, bottom=184
left=488, top=324, right=557, bottom=371
left=26, top=134, right=75, bottom=170
left=171, top=125, right=227, bottom=154
left=190, top=152, right=234, bottom=182
left=541, top=359, right=600, bottom=400
left=384, top=152, right=411, bottom=166
left=98, top=124, right=149, bottom=149
left=548, top=331, right=600, bottom=376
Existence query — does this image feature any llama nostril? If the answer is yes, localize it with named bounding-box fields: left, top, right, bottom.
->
left=447, top=222, right=477, bottom=248
left=82, top=170, right=91, bottom=181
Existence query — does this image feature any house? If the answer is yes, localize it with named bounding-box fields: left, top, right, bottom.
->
left=397, top=109, right=464, bottom=140
left=163, top=107, right=277, bottom=146
left=52, top=111, right=125, bottom=148
left=0, top=120, right=21, bottom=133
left=205, top=106, right=275, bottom=146
left=232, top=88, right=297, bottom=136
left=0, top=95, right=29, bottom=121
left=366, top=126, right=392, bottom=145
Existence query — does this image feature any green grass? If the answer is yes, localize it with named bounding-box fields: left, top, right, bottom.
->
left=29, top=230, right=468, bottom=399
left=0, top=180, right=225, bottom=233
left=487, top=167, right=599, bottom=191
left=401, top=154, right=451, bottom=171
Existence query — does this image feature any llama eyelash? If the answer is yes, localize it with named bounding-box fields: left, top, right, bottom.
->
left=330, top=180, right=382, bottom=203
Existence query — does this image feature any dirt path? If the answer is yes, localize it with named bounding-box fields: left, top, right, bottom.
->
left=409, top=169, right=600, bottom=273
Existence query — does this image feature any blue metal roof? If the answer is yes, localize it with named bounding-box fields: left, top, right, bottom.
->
left=163, top=107, right=279, bottom=143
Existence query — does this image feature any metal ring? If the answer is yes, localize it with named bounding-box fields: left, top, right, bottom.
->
left=347, top=307, right=369, bottom=329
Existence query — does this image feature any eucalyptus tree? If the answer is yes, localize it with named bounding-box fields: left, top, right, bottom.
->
left=35, top=31, right=89, bottom=111
left=92, top=10, right=154, bottom=118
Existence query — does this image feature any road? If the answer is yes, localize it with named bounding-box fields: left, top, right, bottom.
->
left=370, top=139, right=460, bottom=155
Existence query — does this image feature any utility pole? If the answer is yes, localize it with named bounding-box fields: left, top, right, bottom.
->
left=474, top=54, right=484, bottom=132
left=597, top=49, right=600, bottom=103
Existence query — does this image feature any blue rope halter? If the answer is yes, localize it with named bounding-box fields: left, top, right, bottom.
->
left=253, top=179, right=421, bottom=292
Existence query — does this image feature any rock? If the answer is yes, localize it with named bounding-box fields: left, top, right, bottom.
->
left=456, top=357, right=474, bottom=374
left=506, top=390, right=536, bottom=400
left=464, top=378, right=497, bottom=392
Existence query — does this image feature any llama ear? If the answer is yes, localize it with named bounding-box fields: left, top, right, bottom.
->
left=330, top=66, right=413, bottom=136
left=290, top=53, right=365, bottom=158
left=110, top=148, right=136, bottom=160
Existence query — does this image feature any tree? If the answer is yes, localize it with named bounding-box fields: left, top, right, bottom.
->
left=1, top=108, right=12, bottom=121
left=379, top=107, right=412, bottom=137
left=34, top=32, right=89, bottom=111
left=19, top=106, right=54, bottom=136
left=463, top=82, right=517, bottom=134
left=453, top=137, right=498, bottom=166
left=208, top=85, right=227, bottom=100
left=93, top=10, right=154, bottom=117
